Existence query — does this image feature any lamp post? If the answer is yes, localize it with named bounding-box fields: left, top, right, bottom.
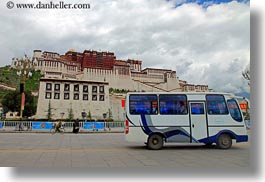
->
left=81, top=111, right=87, bottom=122
left=16, top=55, right=34, bottom=119
left=0, top=109, right=2, bottom=120
left=103, top=113, right=107, bottom=131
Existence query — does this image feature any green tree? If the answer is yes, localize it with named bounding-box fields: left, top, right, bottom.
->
left=109, top=88, right=114, bottom=94
left=67, top=105, right=74, bottom=122
left=1, top=90, right=36, bottom=117
left=107, top=108, right=113, bottom=122
left=23, top=92, right=37, bottom=117
left=25, top=70, right=43, bottom=91
left=1, top=91, right=20, bottom=114
left=87, top=110, right=92, bottom=121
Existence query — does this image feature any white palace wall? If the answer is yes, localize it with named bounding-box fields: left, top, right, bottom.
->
left=82, top=68, right=182, bottom=92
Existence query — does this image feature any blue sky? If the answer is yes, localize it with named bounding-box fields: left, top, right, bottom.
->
left=174, top=0, right=250, bottom=8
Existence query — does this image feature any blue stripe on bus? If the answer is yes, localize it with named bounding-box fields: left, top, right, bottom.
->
left=140, top=114, right=197, bottom=142
left=140, top=114, right=153, bottom=135
left=139, top=115, right=248, bottom=144
left=164, top=130, right=189, bottom=138
left=198, top=130, right=248, bottom=143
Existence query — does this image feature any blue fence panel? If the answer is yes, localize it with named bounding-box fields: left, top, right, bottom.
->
left=32, top=122, right=53, bottom=130
left=94, top=122, right=104, bottom=130
left=83, top=122, right=104, bottom=131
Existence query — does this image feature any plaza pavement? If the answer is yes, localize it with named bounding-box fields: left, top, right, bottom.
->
left=0, top=131, right=250, bottom=169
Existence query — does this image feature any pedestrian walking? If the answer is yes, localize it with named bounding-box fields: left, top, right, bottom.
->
left=18, top=119, right=24, bottom=131
left=55, top=120, right=63, bottom=133
left=72, top=118, right=80, bottom=134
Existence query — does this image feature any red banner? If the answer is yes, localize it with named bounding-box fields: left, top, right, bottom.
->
left=121, top=99, right=125, bottom=108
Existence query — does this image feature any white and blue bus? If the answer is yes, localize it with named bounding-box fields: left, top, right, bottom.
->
left=124, top=92, right=248, bottom=150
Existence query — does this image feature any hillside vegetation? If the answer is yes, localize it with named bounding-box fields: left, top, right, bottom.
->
left=0, top=66, right=42, bottom=102
left=0, top=66, right=20, bottom=88
left=0, top=66, right=42, bottom=91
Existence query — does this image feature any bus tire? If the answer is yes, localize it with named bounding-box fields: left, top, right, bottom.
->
left=217, top=134, right=232, bottom=149
left=147, top=134, right=164, bottom=150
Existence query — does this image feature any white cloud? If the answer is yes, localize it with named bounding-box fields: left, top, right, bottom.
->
left=0, top=0, right=250, bottom=94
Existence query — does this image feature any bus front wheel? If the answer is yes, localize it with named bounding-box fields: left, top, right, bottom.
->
left=217, top=134, right=232, bottom=149
left=147, top=134, right=164, bottom=150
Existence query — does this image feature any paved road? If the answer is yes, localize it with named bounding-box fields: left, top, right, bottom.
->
left=0, top=132, right=250, bottom=168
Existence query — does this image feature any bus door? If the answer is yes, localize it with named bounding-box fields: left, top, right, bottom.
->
left=189, top=102, right=208, bottom=142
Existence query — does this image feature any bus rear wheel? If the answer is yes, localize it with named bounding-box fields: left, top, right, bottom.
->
left=147, top=134, right=164, bottom=150
left=217, top=134, right=232, bottom=149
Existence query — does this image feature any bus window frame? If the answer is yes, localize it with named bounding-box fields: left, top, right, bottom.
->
left=129, top=94, right=158, bottom=115
left=206, top=94, right=229, bottom=115
left=159, top=94, right=188, bottom=115
left=190, top=102, right=205, bottom=115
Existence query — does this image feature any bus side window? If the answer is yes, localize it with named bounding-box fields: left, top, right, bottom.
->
left=159, top=94, right=187, bottom=115
left=129, top=94, right=158, bottom=115
left=227, top=99, right=243, bottom=122
left=151, top=101, right=158, bottom=114
left=178, top=101, right=187, bottom=114
left=160, top=101, right=168, bottom=114
left=207, top=102, right=221, bottom=114
left=135, top=102, right=150, bottom=114
left=206, top=95, right=228, bottom=115
left=191, top=103, right=204, bottom=114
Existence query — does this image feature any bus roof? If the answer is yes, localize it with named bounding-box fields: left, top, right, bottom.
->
left=126, top=91, right=235, bottom=96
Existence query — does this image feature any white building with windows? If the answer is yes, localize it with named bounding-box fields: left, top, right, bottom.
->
left=35, top=78, right=110, bottom=120
left=11, top=49, right=213, bottom=121
left=11, top=50, right=212, bottom=93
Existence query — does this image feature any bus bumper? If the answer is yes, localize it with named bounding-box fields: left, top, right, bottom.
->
left=236, top=135, right=248, bottom=143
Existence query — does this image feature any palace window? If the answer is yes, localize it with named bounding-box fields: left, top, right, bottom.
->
left=99, top=86, right=104, bottom=93
left=64, top=93, right=70, bottom=100
left=45, top=92, right=52, bottom=99
left=46, top=83, right=52, bottom=90
left=64, top=84, right=70, bottom=91
left=99, top=95, right=104, bottom=101
left=83, top=94, right=88, bottom=100
left=74, top=93, right=79, bottom=100
left=54, top=84, right=60, bottom=91
left=54, top=93, right=60, bottom=100
left=83, top=85, right=88, bottom=93
left=74, top=84, right=79, bottom=92
left=92, top=86, right=97, bottom=93
left=92, top=95, right=97, bottom=101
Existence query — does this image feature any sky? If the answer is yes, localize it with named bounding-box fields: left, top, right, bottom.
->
left=0, top=0, right=250, bottom=95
